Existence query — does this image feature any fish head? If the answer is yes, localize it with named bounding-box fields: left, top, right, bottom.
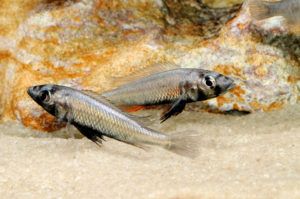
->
left=27, top=84, right=67, bottom=117
left=195, top=70, right=235, bottom=100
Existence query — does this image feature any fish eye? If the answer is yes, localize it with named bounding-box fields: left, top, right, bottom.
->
left=204, top=75, right=216, bottom=88
left=39, top=90, right=50, bottom=102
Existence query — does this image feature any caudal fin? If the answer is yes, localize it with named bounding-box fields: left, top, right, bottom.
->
left=248, top=0, right=271, bottom=21
left=166, top=132, right=200, bottom=158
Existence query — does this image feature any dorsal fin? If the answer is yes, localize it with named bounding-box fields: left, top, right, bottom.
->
left=109, top=62, right=180, bottom=88
left=82, top=90, right=108, bottom=102
left=82, top=89, right=128, bottom=109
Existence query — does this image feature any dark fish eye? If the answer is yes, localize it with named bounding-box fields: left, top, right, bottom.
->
left=206, top=79, right=213, bottom=87
left=39, top=90, right=50, bottom=102
left=204, top=76, right=216, bottom=88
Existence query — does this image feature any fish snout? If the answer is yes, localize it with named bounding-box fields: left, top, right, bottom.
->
left=27, top=85, right=42, bottom=100
left=216, top=75, right=235, bottom=93
left=223, top=76, right=235, bottom=90
left=226, top=82, right=236, bottom=91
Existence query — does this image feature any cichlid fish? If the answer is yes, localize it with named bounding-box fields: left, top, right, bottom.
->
left=102, top=64, right=235, bottom=122
left=27, top=84, right=198, bottom=158
left=248, top=0, right=300, bottom=25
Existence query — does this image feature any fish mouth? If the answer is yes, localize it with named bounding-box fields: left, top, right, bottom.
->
left=226, top=82, right=236, bottom=91
left=27, top=86, right=34, bottom=98
left=27, top=86, right=33, bottom=96
left=27, top=86, right=39, bottom=100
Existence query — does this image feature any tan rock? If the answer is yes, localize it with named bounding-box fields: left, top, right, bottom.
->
left=0, top=0, right=299, bottom=131
left=203, top=0, right=243, bottom=7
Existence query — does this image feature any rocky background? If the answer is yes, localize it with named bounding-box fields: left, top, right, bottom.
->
left=0, top=0, right=299, bottom=131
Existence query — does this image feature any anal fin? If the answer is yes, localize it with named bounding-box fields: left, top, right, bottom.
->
left=118, top=105, right=158, bottom=126
left=122, top=141, right=149, bottom=151
left=119, top=105, right=148, bottom=113
left=107, top=134, right=150, bottom=151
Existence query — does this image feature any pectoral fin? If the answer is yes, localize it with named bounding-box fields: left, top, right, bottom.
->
left=73, top=123, right=105, bottom=146
left=160, top=95, right=187, bottom=123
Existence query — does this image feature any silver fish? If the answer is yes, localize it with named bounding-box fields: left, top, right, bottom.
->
left=248, top=0, right=300, bottom=25
left=102, top=64, right=235, bottom=122
left=27, top=84, right=198, bottom=157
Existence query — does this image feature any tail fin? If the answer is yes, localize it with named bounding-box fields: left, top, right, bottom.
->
left=166, top=132, right=200, bottom=158
left=248, top=0, right=271, bottom=21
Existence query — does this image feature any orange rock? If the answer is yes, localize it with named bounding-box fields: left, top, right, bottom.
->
left=249, top=102, right=261, bottom=110
left=0, top=0, right=299, bottom=132
left=263, top=101, right=285, bottom=112
left=217, top=96, right=232, bottom=107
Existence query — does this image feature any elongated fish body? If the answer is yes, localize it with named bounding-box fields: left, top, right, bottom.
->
left=102, top=67, right=235, bottom=122
left=248, top=0, right=300, bottom=25
left=103, top=69, right=189, bottom=105
left=27, top=84, right=197, bottom=157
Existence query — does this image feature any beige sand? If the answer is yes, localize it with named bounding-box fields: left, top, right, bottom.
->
left=0, top=105, right=300, bottom=199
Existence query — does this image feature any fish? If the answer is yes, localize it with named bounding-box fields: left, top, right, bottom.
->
left=102, top=64, right=235, bottom=122
left=27, top=84, right=198, bottom=158
left=248, top=0, right=300, bottom=25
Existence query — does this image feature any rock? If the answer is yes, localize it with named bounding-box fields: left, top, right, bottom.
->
left=0, top=0, right=299, bottom=131
left=203, top=0, right=243, bottom=7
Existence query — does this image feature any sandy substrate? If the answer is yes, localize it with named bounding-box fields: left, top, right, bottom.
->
left=0, top=105, right=300, bottom=199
